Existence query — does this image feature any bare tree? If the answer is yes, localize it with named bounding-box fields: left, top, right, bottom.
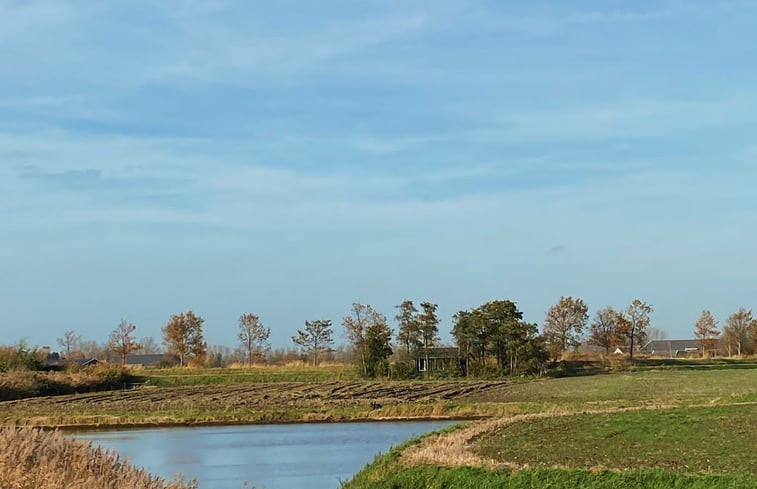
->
left=722, top=308, right=756, bottom=356
left=543, top=296, right=589, bottom=359
left=342, top=303, right=386, bottom=376
left=108, top=320, right=140, bottom=366
left=292, top=319, right=333, bottom=366
left=136, top=336, right=162, bottom=355
left=694, top=310, right=720, bottom=357
left=238, top=313, right=271, bottom=365
left=78, top=340, right=108, bottom=359
left=621, top=299, right=653, bottom=361
left=646, top=327, right=668, bottom=342
left=588, top=306, right=621, bottom=356
left=57, top=330, right=81, bottom=359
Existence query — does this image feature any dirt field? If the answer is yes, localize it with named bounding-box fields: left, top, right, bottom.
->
left=0, top=380, right=511, bottom=427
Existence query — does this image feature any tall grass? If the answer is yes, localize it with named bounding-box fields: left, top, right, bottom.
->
left=0, top=427, right=196, bottom=489
left=0, top=366, right=132, bottom=401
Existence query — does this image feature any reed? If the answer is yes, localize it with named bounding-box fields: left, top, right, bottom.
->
left=0, top=426, right=196, bottom=489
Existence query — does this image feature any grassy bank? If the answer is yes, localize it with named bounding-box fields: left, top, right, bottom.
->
left=343, top=404, right=757, bottom=488
left=0, top=426, right=195, bottom=489
left=345, top=464, right=757, bottom=489
left=475, top=404, right=757, bottom=473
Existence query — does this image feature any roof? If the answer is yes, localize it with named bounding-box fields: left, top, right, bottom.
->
left=423, top=347, right=459, bottom=359
left=643, top=339, right=700, bottom=353
left=124, top=354, right=174, bottom=366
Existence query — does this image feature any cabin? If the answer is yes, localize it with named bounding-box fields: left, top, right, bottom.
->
left=642, top=339, right=703, bottom=358
left=77, top=358, right=99, bottom=367
left=415, top=347, right=464, bottom=375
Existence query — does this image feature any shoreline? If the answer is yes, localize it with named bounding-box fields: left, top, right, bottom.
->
left=48, top=414, right=481, bottom=432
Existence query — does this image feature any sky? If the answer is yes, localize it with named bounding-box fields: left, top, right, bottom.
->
left=2, top=1, right=756, bottom=350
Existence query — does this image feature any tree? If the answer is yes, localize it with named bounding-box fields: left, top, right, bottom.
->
left=646, top=327, right=668, bottom=342
left=57, top=330, right=81, bottom=359
left=452, top=309, right=487, bottom=375
left=78, top=340, right=108, bottom=360
left=543, top=296, right=589, bottom=359
left=477, top=300, right=523, bottom=372
left=722, top=308, right=756, bottom=356
left=136, top=336, right=162, bottom=355
left=694, top=310, right=720, bottom=357
left=162, top=311, right=207, bottom=367
left=107, top=320, right=140, bottom=366
left=588, top=307, right=622, bottom=355
left=237, top=313, right=271, bottom=365
left=621, top=299, right=653, bottom=361
left=417, top=302, right=440, bottom=377
left=342, top=303, right=387, bottom=376
left=363, top=320, right=393, bottom=378
left=451, top=299, right=547, bottom=377
left=292, top=319, right=333, bottom=366
left=395, top=300, right=421, bottom=358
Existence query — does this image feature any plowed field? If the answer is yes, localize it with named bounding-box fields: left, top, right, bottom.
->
left=0, top=381, right=512, bottom=427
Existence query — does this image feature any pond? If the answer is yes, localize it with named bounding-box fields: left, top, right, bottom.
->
left=72, top=420, right=458, bottom=489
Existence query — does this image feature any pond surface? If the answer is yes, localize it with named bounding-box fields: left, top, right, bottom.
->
left=72, top=420, right=457, bottom=489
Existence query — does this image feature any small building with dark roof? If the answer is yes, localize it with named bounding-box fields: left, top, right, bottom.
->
left=642, top=339, right=703, bottom=358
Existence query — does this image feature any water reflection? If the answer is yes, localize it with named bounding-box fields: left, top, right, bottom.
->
left=72, top=420, right=457, bottom=489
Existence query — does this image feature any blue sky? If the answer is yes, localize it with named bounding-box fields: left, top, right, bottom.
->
left=2, top=1, right=756, bottom=350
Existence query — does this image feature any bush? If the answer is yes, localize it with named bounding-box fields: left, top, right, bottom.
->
left=389, top=361, right=416, bottom=380
left=0, top=343, right=44, bottom=372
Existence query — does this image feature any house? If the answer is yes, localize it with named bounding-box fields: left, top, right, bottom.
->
left=642, top=339, right=703, bottom=358
left=124, top=354, right=179, bottom=368
left=77, top=358, right=99, bottom=367
left=42, top=353, right=100, bottom=370
left=415, top=347, right=464, bottom=375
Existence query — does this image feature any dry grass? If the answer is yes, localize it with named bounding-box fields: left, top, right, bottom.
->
left=0, top=426, right=196, bottom=488
left=401, top=405, right=678, bottom=470
left=0, top=367, right=130, bottom=401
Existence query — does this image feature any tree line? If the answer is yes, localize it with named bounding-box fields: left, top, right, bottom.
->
left=37, top=297, right=757, bottom=376
left=541, top=297, right=757, bottom=359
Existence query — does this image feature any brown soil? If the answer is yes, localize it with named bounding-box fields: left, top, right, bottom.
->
left=0, top=380, right=512, bottom=427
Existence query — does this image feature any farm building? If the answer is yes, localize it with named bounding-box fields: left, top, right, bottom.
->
left=642, top=339, right=704, bottom=358
left=415, top=347, right=464, bottom=375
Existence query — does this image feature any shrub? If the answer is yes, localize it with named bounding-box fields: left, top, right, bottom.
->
left=0, top=343, right=44, bottom=372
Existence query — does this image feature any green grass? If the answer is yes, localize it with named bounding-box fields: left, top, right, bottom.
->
left=344, top=465, right=757, bottom=489
left=471, top=369, right=757, bottom=406
left=475, top=404, right=757, bottom=475
left=343, top=436, right=757, bottom=489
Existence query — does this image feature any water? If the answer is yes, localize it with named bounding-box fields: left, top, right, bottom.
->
left=71, top=420, right=457, bottom=489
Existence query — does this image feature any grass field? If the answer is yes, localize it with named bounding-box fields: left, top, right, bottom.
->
left=475, top=404, right=757, bottom=474
left=341, top=365, right=757, bottom=489
left=1, top=367, right=755, bottom=428
left=136, top=364, right=359, bottom=386
left=343, top=429, right=757, bottom=489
